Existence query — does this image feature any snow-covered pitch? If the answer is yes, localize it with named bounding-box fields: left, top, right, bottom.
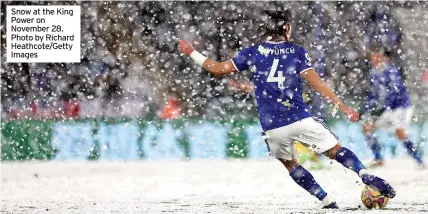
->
left=2, top=158, right=428, bottom=213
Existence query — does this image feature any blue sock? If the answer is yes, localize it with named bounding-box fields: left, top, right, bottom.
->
left=289, top=165, right=327, bottom=201
left=404, top=139, right=423, bottom=164
left=335, top=147, right=366, bottom=175
left=365, top=133, right=383, bottom=160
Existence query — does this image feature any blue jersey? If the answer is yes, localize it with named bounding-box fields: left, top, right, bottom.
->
left=365, top=63, right=410, bottom=113
left=231, top=41, right=313, bottom=131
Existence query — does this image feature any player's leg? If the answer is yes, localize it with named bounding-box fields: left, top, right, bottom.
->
left=323, top=144, right=366, bottom=175
left=277, top=157, right=335, bottom=207
left=264, top=126, right=337, bottom=208
left=323, top=143, right=395, bottom=198
left=392, top=107, right=423, bottom=166
left=294, top=118, right=395, bottom=198
left=396, top=128, right=423, bottom=165
left=362, top=120, right=384, bottom=167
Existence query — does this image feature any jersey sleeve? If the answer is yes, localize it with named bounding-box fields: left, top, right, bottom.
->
left=231, top=47, right=255, bottom=72
left=298, top=48, right=314, bottom=74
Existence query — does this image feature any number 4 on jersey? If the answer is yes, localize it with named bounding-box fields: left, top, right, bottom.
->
left=267, top=59, right=285, bottom=89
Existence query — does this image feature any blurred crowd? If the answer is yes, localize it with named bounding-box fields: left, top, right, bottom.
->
left=1, top=1, right=427, bottom=120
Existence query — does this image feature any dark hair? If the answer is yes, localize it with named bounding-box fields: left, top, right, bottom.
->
left=370, top=45, right=394, bottom=59
left=384, top=49, right=394, bottom=59
left=260, top=9, right=292, bottom=41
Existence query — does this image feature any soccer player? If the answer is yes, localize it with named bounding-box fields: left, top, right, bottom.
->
left=178, top=9, right=396, bottom=208
left=361, top=52, right=424, bottom=168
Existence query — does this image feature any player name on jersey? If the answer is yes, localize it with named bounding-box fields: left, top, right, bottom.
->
left=258, top=46, right=295, bottom=56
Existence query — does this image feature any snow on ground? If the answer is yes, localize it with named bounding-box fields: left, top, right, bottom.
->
left=2, top=158, right=428, bottom=214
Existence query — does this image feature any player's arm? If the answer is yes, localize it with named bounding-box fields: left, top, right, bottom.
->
left=301, top=69, right=359, bottom=122
left=178, top=40, right=235, bottom=76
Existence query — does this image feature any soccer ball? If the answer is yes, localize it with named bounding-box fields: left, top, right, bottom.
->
left=361, top=185, right=389, bottom=209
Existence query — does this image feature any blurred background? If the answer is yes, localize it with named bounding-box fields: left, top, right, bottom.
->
left=1, top=1, right=428, bottom=161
